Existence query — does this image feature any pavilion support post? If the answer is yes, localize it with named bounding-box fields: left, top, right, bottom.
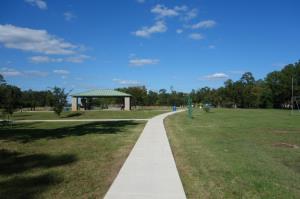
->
left=72, top=97, right=78, bottom=111
left=124, top=97, right=131, bottom=111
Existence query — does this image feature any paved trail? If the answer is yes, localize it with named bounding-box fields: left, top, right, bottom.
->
left=104, top=110, right=186, bottom=199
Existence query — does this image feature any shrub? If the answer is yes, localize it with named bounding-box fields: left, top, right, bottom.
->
left=203, top=104, right=210, bottom=113
left=52, top=87, right=69, bottom=116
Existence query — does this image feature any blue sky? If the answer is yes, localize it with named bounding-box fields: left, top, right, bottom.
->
left=0, top=0, right=299, bottom=93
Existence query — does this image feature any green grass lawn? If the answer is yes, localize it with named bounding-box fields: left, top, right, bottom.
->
left=0, top=121, right=145, bottom=198
left=165, top=109, right=300, bottom=199
left=11, top=109, right=169, bottom=120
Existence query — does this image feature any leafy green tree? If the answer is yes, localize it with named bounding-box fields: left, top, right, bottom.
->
left=240, top=72, right=257, bottom=108
left=52, top=87, right=69, bottom=116
left=117, top=86, right=148, bottom=107
left=45, top=90, right=55, bottom=107
left=0, top=74, right=6, bottom=107
left=0, top=85, right=22, bottom=120
left=158, top=89, right=168, bottom=105
left=264, top=62, right=300, bottom=108
left=265, top=71, right=283, bottom=108
left=196, top=87, right=212, bottom=104
left=259, top=86, right=273, bottom=108
left=223, top=79, right=238, bottom=107
left=21, top=90, right=55, bottom=110
left=147, top=90, right=159, bottom=105
left=21, top=89, right=36, bottom=110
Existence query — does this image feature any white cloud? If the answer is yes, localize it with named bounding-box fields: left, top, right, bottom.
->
left=151, top=4, right=197, bottom=21
left=133, top=5, right=199, bottom=38
left=129, top=58, right=159, bottom=66
left=25, top=0, right=47, bottom=10
left=133, top=21, right=167, bottom=38
left=29, top=55, right=90, bottom=63
left=53, top=69, right=70, bottom=75
left=0, top=67, right=48, bottom=77
left=176, top=29, right=183, bottom=34
left=188, top=33, right=204, bottom=40
left=65, top=55, right=90, bottom=63
left=0, top=67, right=22, bottom=77
left=136, top=0, right=145, bottom=3
left=113, top=78, right=141, bottom=85
left=203, top=73, right=229, bottom=80
left=30, top=56, right=50, bottom=63
left=208, top=45, right=216, bottom=49
left=29, top=56, right=63, bottom=63
left=64, top=12, right=76, bottom=21
left=0, top=24, right=78, bottom=55
left=151, top=4, right=179, bottom=18
left=192, top=20, right=216, bottom=29
left=24, top=70, right=48, bottom=77
left=174, top=5, right=188, bottom=12
left=183, top=8, right=198, bottom=21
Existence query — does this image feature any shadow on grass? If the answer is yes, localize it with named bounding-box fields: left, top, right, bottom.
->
left=0, top=149, right=76, bottom=199
left=0, top=121, right=139, bottom=143
left=0, top=149, right=77, bottom=175
left=0, top=173, right=63, bottom=199
left=62, top=112, right=83, bottom=118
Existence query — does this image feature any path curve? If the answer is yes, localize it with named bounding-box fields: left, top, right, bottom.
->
left=104, top=110, right=186, bottom=199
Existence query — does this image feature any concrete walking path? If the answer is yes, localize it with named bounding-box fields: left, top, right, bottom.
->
left=104, top=110, right=186, bottom=199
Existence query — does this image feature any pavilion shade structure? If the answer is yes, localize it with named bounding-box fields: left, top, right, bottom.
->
left=71, top=89, right=131, bottom=98
left=71, top=89, right=131, bottom=111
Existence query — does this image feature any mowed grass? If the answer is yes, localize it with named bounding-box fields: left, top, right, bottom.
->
left=165, top=109, right=300, bottom=199
left=11, top=109, right=168, bottom=120
left=0, top=121, right=145, bottom=198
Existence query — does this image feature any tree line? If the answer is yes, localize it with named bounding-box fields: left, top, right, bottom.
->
left=0, top=60, right=299, bottom=115
left=117, top=60, right=300, bottom=109
left=0, top=75, right=68, bottom=118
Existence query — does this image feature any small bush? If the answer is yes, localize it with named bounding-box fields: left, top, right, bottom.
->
left=203, top=105, right=210, bottom=113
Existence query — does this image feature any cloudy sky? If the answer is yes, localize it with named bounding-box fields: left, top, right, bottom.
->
left=0, top=0, right=299, bottom=92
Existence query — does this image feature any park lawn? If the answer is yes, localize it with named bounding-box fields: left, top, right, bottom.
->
left=165, top=109, right=300, bottom=199
left=11, top=109, right=168, bottom=120
left=0, top=120, right=145, bottom=198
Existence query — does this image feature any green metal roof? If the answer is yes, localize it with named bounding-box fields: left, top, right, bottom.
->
left=71, top=89, right=131, bottom=97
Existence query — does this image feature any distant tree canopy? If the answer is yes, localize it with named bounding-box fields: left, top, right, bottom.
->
left=0, top=60, right=299, bottom=111
left=115, top=86, right=187, bottom=107
left=189, top=61, right=300, bottom=108
left=0, top=84, right=22, bottom=118
left=21, top=90, right=54, bottom=110
left=116, top=61, right=299, bottom=109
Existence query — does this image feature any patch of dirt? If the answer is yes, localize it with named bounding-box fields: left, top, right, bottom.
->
left=272, top=142, right=299, bottom=149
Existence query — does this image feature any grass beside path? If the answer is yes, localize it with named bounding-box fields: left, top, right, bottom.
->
left=165, top=109, right=300, bottom=199
left=11, top=110, right=168, bottom=120
left=0, top=121, right=145, bottom=198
